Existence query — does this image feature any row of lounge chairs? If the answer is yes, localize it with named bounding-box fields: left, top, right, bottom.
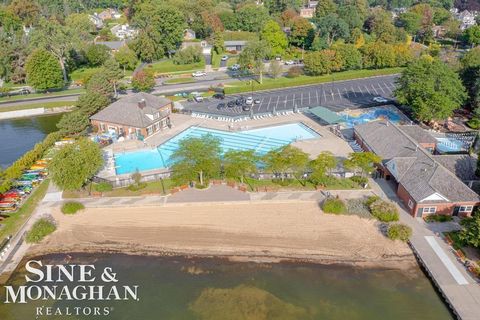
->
left=348, top=140, right=364, bottom=152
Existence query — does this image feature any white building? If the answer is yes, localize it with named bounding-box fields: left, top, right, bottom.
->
left=110, top=24, right=137, bottom=40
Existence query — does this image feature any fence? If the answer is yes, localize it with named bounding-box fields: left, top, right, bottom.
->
left=94, top=170, right=173, bottom=189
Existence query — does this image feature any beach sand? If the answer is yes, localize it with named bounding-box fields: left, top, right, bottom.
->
left=29, top=202, right=416, bottom=269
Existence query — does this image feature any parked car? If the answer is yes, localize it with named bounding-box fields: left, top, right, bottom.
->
left=242, top=105, right=251, bottom=111
left=246, top=96, right=253, bottom=105
left=254, top=99, right=261, bottom=104
left=227, top=101, right=235, bottom=108
left=221, top=55, right=228, bottom=61
left=213, top=93, right=225, bottom=99
left=235, top=97, right=245, bottom=106
left=284, top=60, right=294, bottom=65
left=217, top=102, right=226, bottom=109
left=192, top=71, right=207, bottom=77
left=194, top=95, right=204, bottom=102
left=230, top=64, right=240, bottom=71
left=373, top=96, right=388, bottom=103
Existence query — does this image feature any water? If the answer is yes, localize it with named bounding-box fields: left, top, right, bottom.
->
left=435, top=137, right=468, bottom=153
left=114, top=123, right=320, bottom=175
left=0, top=253, right=453, bottom=320
left=0, top=114, right=63, bottom=168
left=339, top=107, right=408, bottom=128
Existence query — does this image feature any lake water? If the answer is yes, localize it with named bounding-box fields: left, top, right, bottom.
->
left=0, top=253, right=453, bottom=320
left=0, top=114, right=63, bottom=169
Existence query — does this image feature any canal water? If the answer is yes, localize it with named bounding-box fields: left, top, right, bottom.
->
left=0, top=114, right=63, bottom=169
left=0, top=253, right=453, bottom=320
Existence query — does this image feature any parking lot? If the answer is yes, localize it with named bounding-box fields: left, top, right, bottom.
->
left=182, top=75, right=398, bottom=116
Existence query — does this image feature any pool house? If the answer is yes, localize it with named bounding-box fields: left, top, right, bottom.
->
left=90, top=93, right=173, bottom=140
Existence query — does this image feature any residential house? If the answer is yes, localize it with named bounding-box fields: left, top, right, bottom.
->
left=453, top=10, right=477, bottom=30
left=184, top=29, right=196, bottom=41
left=300, top=0, right=318, bottom=18
left=111, top=24, right=137, bottom=40
left=90, top=93, right=173, bottom=140
left=224, top=40, right=248, bottom=52
left=89, top=14, right=104, bottom=29
left=94, top=40, right=127, bottom=52
left=98, top=8, right=121, bottom=21
left=354, top=120, right=479, bottom=217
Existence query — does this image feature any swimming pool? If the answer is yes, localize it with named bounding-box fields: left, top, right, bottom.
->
left=339, top=106, right=409, bottom=128
left=114, top=123, right=320, bottom=175
left=435, top=137, right=468, bottom=153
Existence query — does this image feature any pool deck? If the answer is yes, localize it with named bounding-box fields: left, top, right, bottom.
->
left=97, top=113, right=354, bottom=180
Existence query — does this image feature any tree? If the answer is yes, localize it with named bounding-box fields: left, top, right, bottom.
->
left=56, top=110, right=90, bottom=136
left=263, top=145, right=309, bottom=182
left=130, top=31, right=161, bottom=62
left=343, top=152, right=381, bottom=177
left=460, top=47, right=480, bottom=102
left=49, top=139, right=103, bottom=191
left=464, top=25, right=480, bottom=47
left=314, top=0, right=337, bottom=19
left=261, top=20, right=288, bottom=58
left=213, top=32, right=225, bottom=55
left=289, top=17, right=314, bottom=48
left=365, top=8, right=397, bottom=44
left=132, top=70, right=155, bottom=92
left=65, top=13, right=95, bottom=41
left=25, top=49, right=64, bottom=90
left=361, top=42, right=397, bottom=69
left=223, top=150, right=258, bottom=184
left=114, top=46, right=138, bottom=72
left=315, top=14, right=349, bottom=47
left=8, top=0, right=39, bottom=26
left=238, top=40, right=270, bottom=84
left=85, top=44, right=111, bottom=67
left=76, top=92, right=110, bottom=116
left=173, top=46, right=203, bottom=65
left=170, top=135, right=222, bottom=185
left=218, top=11, right=239, bottom=30
left=303, top=50, right=342, bottom=75
left=280, top=8, right=298, bottom=28
left=459, top=215, right=480, bottom=248
left=86, top=72, right=114, bottom=98
left=395, top=57, right=467, bottom=122
left=236, top=4, right=270, bottom=32
left=309, top=151, right=337, bottom=185
left=331, top=43, right=362, bottom=70
left=101, top=59, right=123, bottom=97
left=269, top=60, right=283, bottom=78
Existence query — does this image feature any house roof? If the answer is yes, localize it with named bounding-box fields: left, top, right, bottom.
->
left=224, top=41, right=248, bottom=46
left=432, top=154, right=478, bottom=181
left=90, top=92, right=171, bottom=128
left=355, top=120, right=480, bottom=203
left=398, top=125, right=437, bottom=145
left=309, top=106, right=343, bottom=124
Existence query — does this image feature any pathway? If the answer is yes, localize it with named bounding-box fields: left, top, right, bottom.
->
left=371, top=178, right=480, bottom=320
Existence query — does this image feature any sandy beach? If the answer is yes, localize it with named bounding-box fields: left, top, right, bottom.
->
left=29, top=201, right=416, bottom=269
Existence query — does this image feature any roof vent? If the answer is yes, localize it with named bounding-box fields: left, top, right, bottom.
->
left=138, top=99, right=146, bottom=109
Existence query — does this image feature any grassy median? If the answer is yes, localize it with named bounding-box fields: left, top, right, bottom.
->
left=0, top=101, right=76, bottom=113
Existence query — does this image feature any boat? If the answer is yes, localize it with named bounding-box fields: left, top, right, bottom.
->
left=0, top=201, right=16, bottom=208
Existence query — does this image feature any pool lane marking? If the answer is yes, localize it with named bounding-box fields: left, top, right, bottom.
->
left=424, top=236, right=469, bottom=285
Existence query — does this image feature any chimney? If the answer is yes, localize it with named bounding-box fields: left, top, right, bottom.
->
left=138, top=99, right=146, bottom=109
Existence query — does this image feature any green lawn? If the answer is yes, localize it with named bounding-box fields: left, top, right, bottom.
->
left=0, top=180, right=50, bottom=241
left=147, top=60, right=205, bottom=74
left=163, top=77, right=196, bottom=85
left=70, top=67, right=102, bottom=82
left=0, top=88, right=84, bottom=103
left=0, top=101, right=76, bottom=113
left=224, top=67, right=404, bottom=94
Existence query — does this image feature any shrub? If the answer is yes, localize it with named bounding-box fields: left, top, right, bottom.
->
left=387, top=223, right=412, bottom=242
left=349, top=176, right=368, bottom=185
left=286, top=66, right=303, bottom=78
left=61, top=201, right=85, bottom=215
left=467, top=118, right=480, bottom=129
left=322, top=197, right=346, bottom=214
left=364, top=195, right=380, bottom=207
left=127, top=182, right=147, bottom=191
left=369, top=199, right=399, bottom=222
left=94, top=182, right=113, bottom=193
left=26, top=218, right=56, bottom=243
left=173, top=46, right=203, bottom=65
left=424, top=214, right=453, bottom=223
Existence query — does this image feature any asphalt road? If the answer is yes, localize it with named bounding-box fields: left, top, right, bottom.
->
left=182, top=74, right=398, bottom=116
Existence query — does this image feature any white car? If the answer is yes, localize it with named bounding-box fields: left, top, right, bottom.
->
left=284, top=60, right=294, bottom=65
left=193, top=95, right=204, bottom=102
left=373, top=96, right=388, bottom=103
left=221, top=55, right=228, bottom=61
left=230, top=64, right=240, bottom=71
left=245, top=97, right=253, bottom=105
left=192, top=71, right=207, bottom=77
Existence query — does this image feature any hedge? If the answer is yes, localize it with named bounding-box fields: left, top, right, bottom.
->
left=369, top=199, right=399, bottom=222
left=61, top=201, right=85, bottom=215
left=322, top=197, right=346, bottom=214
left=387, top=223, right=412, bottom=242
left=25, top=218, right=56, bottom=243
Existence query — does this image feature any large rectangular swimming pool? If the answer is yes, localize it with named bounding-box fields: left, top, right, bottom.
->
left=114, top=122, right=320, bottom=175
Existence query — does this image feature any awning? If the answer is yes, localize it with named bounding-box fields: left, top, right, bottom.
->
left=308, top=106, right=343, bottom=124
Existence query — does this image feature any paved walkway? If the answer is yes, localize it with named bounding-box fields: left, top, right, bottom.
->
left=371, top=179, right=480, bottom=320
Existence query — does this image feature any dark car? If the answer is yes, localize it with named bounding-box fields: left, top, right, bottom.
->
left=242, top=105, right=251, bottom=111
left=213, top=93, right=225, bottom=99
left=235, top=97, right=245, bottom=106
left=227, top=101, right=235, bottom=108
left=217, top=103, right=226, bottom=109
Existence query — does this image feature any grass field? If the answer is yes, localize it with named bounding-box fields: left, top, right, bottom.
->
left=224, top=67, right=403, bottom=94
left=147, top=59, right=205, bottom=74
left=0, top=180, right=50, bottom=241
left=70, top=67, right=102, bottom=82
left=63, top=180, right=176, bottom=198
left=0, top=101, right=76, bottom=113
left=163, top=77, right=196, bottom=85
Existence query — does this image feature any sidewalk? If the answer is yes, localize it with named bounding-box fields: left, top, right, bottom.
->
left=371, top=178, right=480, bottom=320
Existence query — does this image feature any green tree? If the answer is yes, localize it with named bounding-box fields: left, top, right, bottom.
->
left=464, top=25, right=480, bottom=47
left=114, top=46, right=138, bottom=72
left=332, top=43, right=362, bottom=70
left=315, top=14, right=349, bottom=47
left=25, top=49, right=64, bottom=90
left=223, top=150, right=258, bottom=184
left=361, top=42, right=397, bottom=69
left=459, top=215, right=480, bottom=248
left=65, top=13, right=95, bottom=41
left=309, top=151, right=337, bottom=185
left=131, top=31, right=161, bottom=62
left=213, top=32, right=225, bottom=55
left=314, top=0, right=337, bottom=19
left=8, top=0, right=39, bottom=26
left=289, top=17, right=314, bottom=48
left=238, top=40, right=270, bottom=83
left=460, top=47, right=480, bottom=103
left=56, top=110, right=90, bottom=136
left=173, top=46, right=203, bottom=65
left=263, top=145, right=309, bottom=182
left=170, top=135, right=222, bottom=185
left=85, top=44, right=111, bottom=67
left=76, top=92, right=110, bottom=116
left=395, top=57, right=467, bottom=122
left=132, top=70, right=155, bottom=92
left=261, top=20, right=288, bottom=58
left=102, top=58, right=123, bottom=97
left=236, top=4, right=270, bottom=32
left=49, top=139, right=103, bottom=191
left=344, top=152, right=381, bottom=177
left=86, top=72, right=114, bottom=98
left=269, top=60, right=283, bottom=78
left=303, top=50, right=342, bottom=75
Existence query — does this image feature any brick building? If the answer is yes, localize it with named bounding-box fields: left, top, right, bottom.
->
left=354, top=120, right=479, bottom=217
left=90, top=92, right=172, bottom=140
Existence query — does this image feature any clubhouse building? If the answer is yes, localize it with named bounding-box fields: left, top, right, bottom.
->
left=90, top=92, right=173, bottom=140
left=354, top=120, right=479, bottom=218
